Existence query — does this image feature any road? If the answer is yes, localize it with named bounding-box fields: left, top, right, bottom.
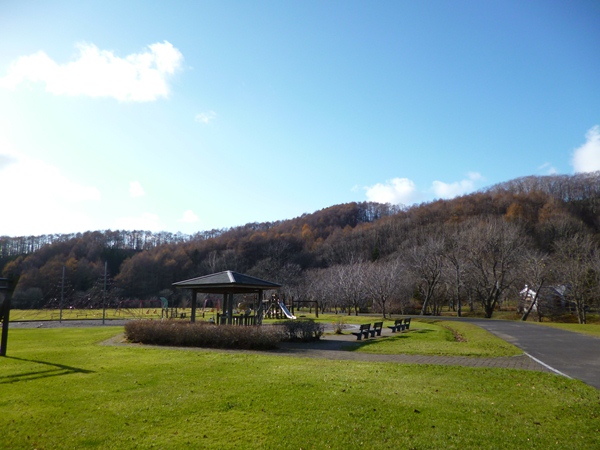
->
left=463, top=318, right=600, bottom=390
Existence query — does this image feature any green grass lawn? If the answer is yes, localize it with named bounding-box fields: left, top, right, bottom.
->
left=536, top=322, right=600, bottom=338
left=1, top=326, right=599, bottom=449
left=351, top=320, right=523, bottom=357
left=8, top=308, right=181, bottom=321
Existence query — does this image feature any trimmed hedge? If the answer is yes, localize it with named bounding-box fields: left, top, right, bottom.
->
left=124, top=320, right=282, bottom=350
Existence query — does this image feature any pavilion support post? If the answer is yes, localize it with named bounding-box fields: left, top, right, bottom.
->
left=222, top=293, right=227, bottom=325
left=191, top=290, right=197, bottom=323
left=227, top=293, right=234, bottom=325
left=257, top=290, right=263, bottom=325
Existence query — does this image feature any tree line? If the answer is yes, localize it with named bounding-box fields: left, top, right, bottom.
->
left=2, top=173, right=600, bottom=323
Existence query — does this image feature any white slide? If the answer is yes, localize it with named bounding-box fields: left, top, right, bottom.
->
left=279, top=302, right=296, bottom=319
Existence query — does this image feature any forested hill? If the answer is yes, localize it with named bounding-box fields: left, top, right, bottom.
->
left=2, top=172, right=600, bottom=313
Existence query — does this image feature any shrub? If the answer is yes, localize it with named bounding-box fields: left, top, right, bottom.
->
left=276, top=319, right=324, bottom=342
left=332, top=317, right=346, bottom=334
left=124, top=320, right=283, bottom=350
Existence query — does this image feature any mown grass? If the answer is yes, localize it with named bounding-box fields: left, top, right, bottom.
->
left=351, top=320, right=523, bottom=357
left=2, top=327, right=599, bottom=449
left=535, top=321, right=600, bottom=338
left=9, top=308, right=172, bottom=321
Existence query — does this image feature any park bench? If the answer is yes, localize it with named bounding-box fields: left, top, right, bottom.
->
left=369, top=321, right=384, bottom=337
left=388, top=319, right=405, bottom=333
left=351, top=323, right=371, bottom=340
left=403, top=318, right=411, bottom=330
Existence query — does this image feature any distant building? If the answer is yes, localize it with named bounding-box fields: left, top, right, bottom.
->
left=518, top=284, right=569, bottom=316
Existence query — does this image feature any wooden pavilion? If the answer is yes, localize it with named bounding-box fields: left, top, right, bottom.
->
left=172, top=271, right=281, bottom=325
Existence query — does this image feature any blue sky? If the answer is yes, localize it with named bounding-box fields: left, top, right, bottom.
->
left=0, top=0, right=599, bottom=237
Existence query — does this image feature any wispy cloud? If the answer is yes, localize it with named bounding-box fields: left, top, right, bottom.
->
left=0, top=154, right=17, bottom=170
left=572, top=125, right=600, bottom=173
left=0, top=41, right=183, bottom=102
left=195, top=111, right=217, bottom=124
left=431, top=172, right=483, bottom=199
left=179, top=209, right=199, bottom=223
left=129, top=181, right=145, bottom=198
left=538, top=162, right=558, bottom=175
left=0, top=149, right=100, bottom=204
left=113, top=213, right=163, bottom=231
left=0, top=139, right=101, bottom=235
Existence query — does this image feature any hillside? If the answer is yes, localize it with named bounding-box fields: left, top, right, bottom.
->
left=2, top=172, right=600, bottom=322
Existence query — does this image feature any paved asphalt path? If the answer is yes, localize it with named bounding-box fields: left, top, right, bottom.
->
left=459, top=318, right=600, bottom=390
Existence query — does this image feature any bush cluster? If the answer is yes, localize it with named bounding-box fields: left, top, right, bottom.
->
left=124, top=320, right=282, bottom=350
left=276, top=319, right=324, bottom=342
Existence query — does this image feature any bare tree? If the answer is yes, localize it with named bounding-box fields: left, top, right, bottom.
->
left=406, top=235, right=445, bottom=315
left=443, top=227, right=469, bottom=317
left=552, top=233, right=600, bottom=324
left=464, top=218, right=528, bottom=318
left=364, top=258, right=403, bottom=319
left=519, top=251, right=549, bottom=322
left=328, top=260, right=367, bottom=315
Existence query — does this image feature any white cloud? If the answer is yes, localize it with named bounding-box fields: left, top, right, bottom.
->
left=0, top=140, right=101, bottom=236
left=129, top=181, right=145, bottom=198
left=113, top=213, right=163, bottom=231
left=431, top=172, right=483, bottom=199
left=0, top=41, right=183, bottom=102
left=572, top=125, right=600, bottom=173
left=364, top=172, right=484, bottom=206
left=179, top=209, right=199, bottom=223
left=195, top=111, right=217, bottom=124
left=365, top=178, right=419, bottom=205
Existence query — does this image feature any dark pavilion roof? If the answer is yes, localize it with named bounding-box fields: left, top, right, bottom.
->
left=172, top=270, right=281, bottom=294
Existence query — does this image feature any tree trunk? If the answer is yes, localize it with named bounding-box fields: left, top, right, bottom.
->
left=520, top=294, right=538, bottom=321
left=577, top=304, right=587, bottom=324
left=521, top=280, right=544, bottom=322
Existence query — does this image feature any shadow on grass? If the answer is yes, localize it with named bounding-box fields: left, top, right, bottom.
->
left=346, top=329, right=434, bottom=352
left=0, top=356, right=94, bottom=384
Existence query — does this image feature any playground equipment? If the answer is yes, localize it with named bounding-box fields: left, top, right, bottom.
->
left=291, top=298, right=319, bottom=318
left=278, top=301, right=296, bottom=319
left=264, top=294, right=296, bottom=320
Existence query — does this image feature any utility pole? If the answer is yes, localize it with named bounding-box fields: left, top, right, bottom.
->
left=60, top=266, right=65, bottom=323
left=0, top=278, right=14, bottom=356
left=102, top=261, right=107, bottom=325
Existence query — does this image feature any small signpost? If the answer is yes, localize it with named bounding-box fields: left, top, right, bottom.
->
left=0, top=278, right=13, bottom=356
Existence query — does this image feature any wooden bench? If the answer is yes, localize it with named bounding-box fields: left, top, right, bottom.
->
left=369, top=321, right=383, bottom=337
left=351, top=323, right=371, bottom=340
left=388, top=319, right=405, bottom=333
left=403, top=318, right=411, bottom=330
